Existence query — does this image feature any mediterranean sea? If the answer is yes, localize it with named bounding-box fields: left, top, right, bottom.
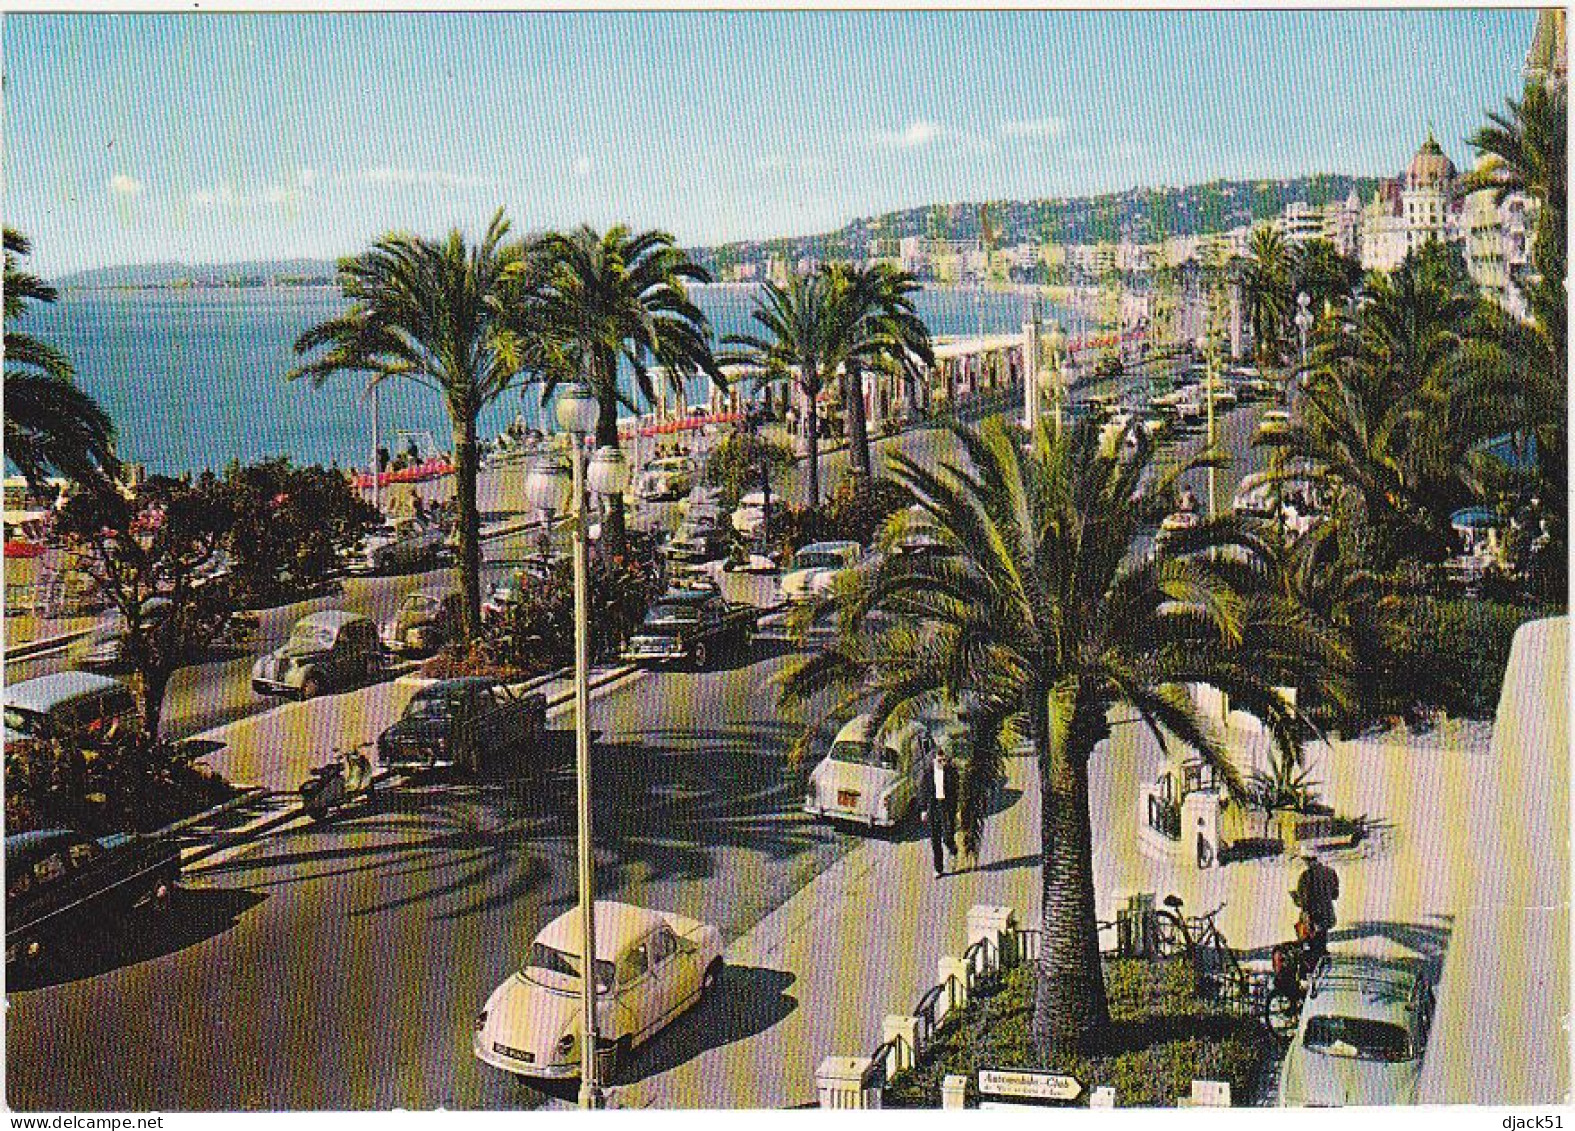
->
left=18, top=284, right=1071, bottom=475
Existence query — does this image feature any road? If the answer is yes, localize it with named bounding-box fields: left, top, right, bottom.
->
left=4, top=643, right=858, bottom=1110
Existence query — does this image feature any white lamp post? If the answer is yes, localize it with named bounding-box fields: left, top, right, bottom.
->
left=1044, top=321, right=1068, bottom=439
left=523, top=382, right=628, bottom=1110
left=1294, top=291, right=1313, bottom=396
left=1196, top=332, right=1219, bottom=519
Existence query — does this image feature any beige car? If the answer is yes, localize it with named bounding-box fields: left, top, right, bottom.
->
left=474, top=901, right=724, bottom=1080
left=803, top=713, right=968, bottom=830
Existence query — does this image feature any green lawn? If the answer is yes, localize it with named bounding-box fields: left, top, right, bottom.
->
left=884, top=956, right=1278, bottom=1108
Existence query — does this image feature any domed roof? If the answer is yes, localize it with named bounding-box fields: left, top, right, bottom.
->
left=1406, top=131, right=1457, bottom=189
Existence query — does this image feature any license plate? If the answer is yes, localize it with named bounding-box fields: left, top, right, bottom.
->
left=837, top=789, right=860, bottom=808
left=493, top=1042, right=534, bottom=1063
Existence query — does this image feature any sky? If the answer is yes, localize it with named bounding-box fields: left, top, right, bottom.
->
left=2, top=8, right=1538, bottom=277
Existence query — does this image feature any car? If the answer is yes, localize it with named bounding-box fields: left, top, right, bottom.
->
left=662, top=521, right=730, bottom=568
left=1278, top=955, right=1435, bottom=1107
left=382, top=589, right=463, bottom=657
left=377, top=677, right=547, bottom=774
left=635, top=456, right=698, bottom=503
left=1257, top=409, right=1293, bottom=441
left=621, top=589, right=756, bottom=669
left=779, top=540, right=863, bottom=603
left=731, top=490, right=771, bottom=538
left=473, top=900, right=724, bottom=1081
left=348, top=517, right=446, bottom=575
left=6, top=827, right=182, bottom=966
left=3, top=671, right=138, bottom=753
left=251, top=610, right=382, bottom=698
left=803, top=712, right=968, bottom=829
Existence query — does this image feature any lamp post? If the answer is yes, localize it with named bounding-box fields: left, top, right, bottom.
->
left=1045, top=321, right=1068, bottom=439
left=1196, top=332, right=1219, bottom=519
left=1294, top=291, right=1313, bottom=400
left=524, top=384, right=631, bottom=1111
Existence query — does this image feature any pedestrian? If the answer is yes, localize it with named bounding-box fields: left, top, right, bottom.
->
left=921, top=732, right=961, bottom=878
left=1290, top=847, right=1339, bottom=958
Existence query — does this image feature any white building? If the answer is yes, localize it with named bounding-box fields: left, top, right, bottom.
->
left=1279, top=200, right=1324, bottom=246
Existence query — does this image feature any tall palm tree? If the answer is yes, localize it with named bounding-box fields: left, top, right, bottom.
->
left=290, top=209, right=523, bottom=640
left=520, top=225, right=722, bottom=554
left=828, top=263, right=934, bottom=483
left=780, top=416, right=1347, bottom=1049
left=724, top=271, right=840, bottom=508
left=1243, top=224, right=1294, bottom=371
left=4, top=228, right=117, bottom=488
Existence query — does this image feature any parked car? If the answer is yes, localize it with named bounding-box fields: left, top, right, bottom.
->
left=779, top=540, right=863, bottom=603
left=382, top=589, right=463, bottom=657
left=635, top=456, right=698, bottom=503
left=348, top=517, right=446, bottom=575
left=3, top=671, right=138, bottom=753
left=1257, top=409, right=1293, bottom=441
left=662, top=521, right=730, bottom=568
left=803, top=712, right=968, bottom=829
left=377, top=677, right=548, bottom=774
left=80, top=599, right=260, bottom=672
left=620, top=589, right=756, bottom=669
left=251, top=611, right=382, bottom=698
left=730, top=490, right=770, bottom=538
left=1278, top=955, right=1435, bottom=1107
left=6, top=827, right=182, bottom=966
left=473, top=900, right=724, bottom=1081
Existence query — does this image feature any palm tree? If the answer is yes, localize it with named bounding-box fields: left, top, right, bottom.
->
left=827, top=263, right=934, bottom=483
left=4, top=229, right=117, bottom=487
left=1243, top=224, right=1294, bottom=371
left=780, top=416, right=1347, bottom=1049
left=290, top=209, right=523, bottom=640
left=520, top=225, right=722, bottom=554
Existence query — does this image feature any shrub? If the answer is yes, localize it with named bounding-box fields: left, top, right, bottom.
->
left=703, top=428, right=794, bottom=510
left=884, top=958, right=1275, bottom=1108
left=822, top=476, right=911, bottom=546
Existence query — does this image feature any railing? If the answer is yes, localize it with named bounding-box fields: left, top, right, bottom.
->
left=1146, top=792, right=1182, bottom=840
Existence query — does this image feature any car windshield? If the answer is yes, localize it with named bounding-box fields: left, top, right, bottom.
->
left=287, top=625, right=335, bottom=652
left=828, top=739, right=890, bottom=767
left=794, top=551, right=844, bottom=570
left=648, top=604, right=701, bottom=624
left=408, top=691, right=458, bottom=718
left=523, top=942, right=616, bottom=995
left=1304, top=1016, right=1413, bottom=1062
left=3, top=707, right=45, bottom=737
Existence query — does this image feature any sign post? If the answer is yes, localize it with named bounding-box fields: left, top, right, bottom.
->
left=977, top=1069, right=1084, bottom=1107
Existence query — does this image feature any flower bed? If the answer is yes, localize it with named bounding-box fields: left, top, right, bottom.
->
left=884, top=957, right=1277, bottom=1108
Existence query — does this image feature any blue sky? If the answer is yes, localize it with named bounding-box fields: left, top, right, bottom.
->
left=3, top=8, right=1536, bottom=276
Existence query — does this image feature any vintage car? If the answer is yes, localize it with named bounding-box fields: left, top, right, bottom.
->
left=382, top=589, right=463, bottom=657
left=348, top=517, right=446, bottom=575
left=1256, top=409, right=1293, bottom=442
left=377, top=677, right=548, bottom=774
left=473, top=900, right=724, bottom=1081
left=80, top=599, right=260, bottom=672
left=620, top=589, right=755, bottom=669
left=662, top=520, right=730, bottom=568
left=779, top=540, right=863, bottom=604
left=6, top=827, right=182, bottom=966
left=251, top=611, right=382, bottom=698
left=1279, top=955, right=1435, bottom=1107
left=730, top=490, right=770, bottom=539
left=635, top=456, right=698, bottom=503
left=803, top=712, right=968, bottom=830
left=3, top=671, right=138, bottom=754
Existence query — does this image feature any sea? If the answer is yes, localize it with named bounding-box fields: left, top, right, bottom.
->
left=17, top=284, right=1073, bottom=476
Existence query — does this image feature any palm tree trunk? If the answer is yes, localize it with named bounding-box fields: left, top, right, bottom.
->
left=1031, top=680, right=1110, bottom=1051
left=138, top=662, right=170, bottom=750
left=452, top=415, right=483, bottom=642
left=845, top=363, right=872, bottom=482
left=596, top=405, right=627, bottom=556
left=804, top=381, right=821, bottom=509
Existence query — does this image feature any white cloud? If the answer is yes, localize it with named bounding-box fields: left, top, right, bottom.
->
left=299, top=166, right=318, bottom=188
left=876, top=119, right=942, bottom=150
left=999, top=116, right=1067, bottom=139
left=109, top=173, right=144, bottom=197
left=571, top=155, right=592, bottom=177
left=356, top=166, right=490, bottom=190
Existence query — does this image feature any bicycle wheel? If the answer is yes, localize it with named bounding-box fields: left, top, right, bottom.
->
left=1152, top=911, right=1187, bottom=958
left=1265, top=989, right=1301, bottom=1040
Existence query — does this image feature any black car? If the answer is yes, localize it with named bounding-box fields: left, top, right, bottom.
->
left=5, top=828, right=182, bottom=966
left=378, top=677, right=548, bottom=774
left=620, top=589, right=756, bottom=669
left=662, top=522, right=730, bottom=567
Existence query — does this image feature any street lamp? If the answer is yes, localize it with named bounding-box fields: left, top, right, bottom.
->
left=1195, top=331, right=1219, bottom=519
left=1294, top=291, right=1314, bottom=397
left=523, top=382, right=629, bottom=1110
left=1044, top=321, right=1068, bottom=439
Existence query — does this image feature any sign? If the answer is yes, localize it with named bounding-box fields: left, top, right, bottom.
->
left=978, top=1069, right=1083, bottom=1103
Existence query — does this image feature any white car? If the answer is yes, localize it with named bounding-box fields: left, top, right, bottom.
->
left=731, top=490, right=769, bottom=538
left=1257, top=409, right=1292, bottom=441
left=474, top=901, right=724, bottom=1080
left=1278, top=955, right=1434, bottom=1107
left=349, top=518, right=445, bottom=575
left=804, top=713, right=967, bottom=829
left=636, top=456, right=697, bottom=502
left=779, top=540, right=863, bottom=603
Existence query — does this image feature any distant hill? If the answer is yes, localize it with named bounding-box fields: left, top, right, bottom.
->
left=58, top=258, right=338, bottom=290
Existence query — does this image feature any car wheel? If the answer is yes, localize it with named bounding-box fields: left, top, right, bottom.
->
left=693, top=641, right=709, bottom=670
left=300, top=675, right=323, bottom=700
left=1265, top=989, right=1300, bottom=1041
left=702, top=958, right=724, bottom=997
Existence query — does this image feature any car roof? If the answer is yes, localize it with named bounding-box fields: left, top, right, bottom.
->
left=1305, top=957, right=1420, bottom=1025
left=800, top=540, right=860, bottom=555
left=655, top=589, right=714, bottom=605
left=536, top=900, right=670, bottom=957
left=296, top=610, right=371, bottom=630
left=417, top=677, right=499, bottom=695
left=4, top=671, right=130, bottom=712
left=5, top=828, right=83, bottom=870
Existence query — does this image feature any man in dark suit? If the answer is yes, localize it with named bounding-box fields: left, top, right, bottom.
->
left=922, top=734, right=961, bottom=877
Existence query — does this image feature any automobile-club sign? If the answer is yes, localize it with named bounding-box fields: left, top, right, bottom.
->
left=978, top=1069, right=1084, bottom=1105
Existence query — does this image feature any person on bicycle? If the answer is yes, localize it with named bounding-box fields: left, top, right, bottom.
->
left=1290, top=847, right=1339, bottom=958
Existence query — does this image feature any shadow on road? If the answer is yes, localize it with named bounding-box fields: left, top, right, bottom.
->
left=617, top=964, right=798, bottom=1085
left=7, top=886, right=268, bottom=992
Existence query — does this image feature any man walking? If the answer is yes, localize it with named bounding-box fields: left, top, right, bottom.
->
left=1291, top=847, right=1340, bottom=959
left=922, top=733, right=960, bottom=878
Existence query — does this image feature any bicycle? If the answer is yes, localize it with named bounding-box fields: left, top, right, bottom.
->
left=1153, top=895, right=1302, bottom=1039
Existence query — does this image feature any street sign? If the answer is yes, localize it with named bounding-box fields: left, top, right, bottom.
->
left=978, top=1069, right=1084, bottom=1103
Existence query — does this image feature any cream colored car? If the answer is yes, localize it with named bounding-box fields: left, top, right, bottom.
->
left=804, top=713, right=967, bottom=830
left=473, top=901, right=724, bottom=1081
